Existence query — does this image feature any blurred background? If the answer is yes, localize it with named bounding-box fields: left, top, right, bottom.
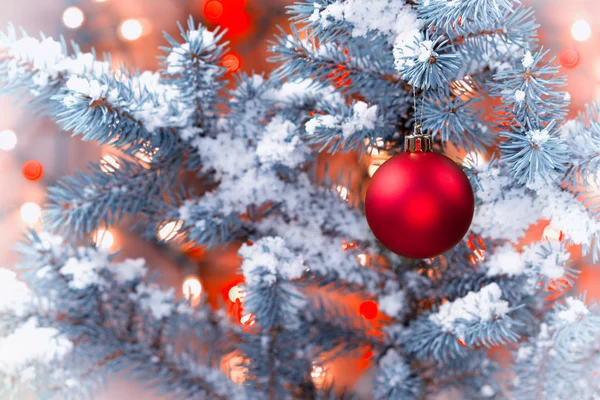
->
left=0, top=0, right=599, bottom=398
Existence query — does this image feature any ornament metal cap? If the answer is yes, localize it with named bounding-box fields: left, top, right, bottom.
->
left=404, top=125, right=432, bottom=153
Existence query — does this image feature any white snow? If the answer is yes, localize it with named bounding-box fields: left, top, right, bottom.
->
left=239, top=237, right=305, bottom=285
left=522, top=242, right=569, bottom=280
left=486, top=244, right=525, bottom=277
left=515, top=90, right=526, bottom=102
left=311, top=0, right=421, bottom=41
left=133, top=283, right=175, bottom=319
left=527, top=128, right=550, bottom=146
left=557, top=297, right=589, bottom=323
left=522, top=51, right=535, bottom=68
left=378, top=291, right=405, bottom=317
left=0, top=269, right=32, bottom=316
left=0, top=318, right=72, bottom=378
left=60, top=250, right=110, bottom=290
left=305, top=102, right=378, bottom=138
left=256, top=117, right=307, bottom=168
left=65, top=76, right=108, bottom=101
left=429, top=283, right=509, bottom=334
left=106, top=258, right=148, bottom=283
left=341, top=102, right=378, bottom=138
left=481, top=385, right=495, bottom=397
left=416, top=40, right=435, bottom=63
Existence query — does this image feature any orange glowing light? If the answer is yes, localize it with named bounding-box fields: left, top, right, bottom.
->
left=204, top=0, right=224, bottom=21
left=559, top=48, right=579, bottom=69
left=222, top=53, right=241, bottom=73
left=359, top=300, right=378, bottom=320
left=457, top=338, right=468, bottom=347
left=22, top=160, right=44, bottom=181
left=240, top=313, right=255, bottom=327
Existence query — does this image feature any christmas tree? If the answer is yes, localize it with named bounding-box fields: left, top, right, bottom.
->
left=1, top=0, right=600, bottom=398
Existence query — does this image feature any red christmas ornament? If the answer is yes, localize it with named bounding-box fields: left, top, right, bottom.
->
left=359, top=300, right=378, bottom=320
left=559, top=48, right=579, bottom=69
left=365, top=133, right=474, bottom=259
left=22, top=160, right=44, bottom=181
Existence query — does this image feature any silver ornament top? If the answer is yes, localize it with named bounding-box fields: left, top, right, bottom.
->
left=404, top=125, right=432, bottom=152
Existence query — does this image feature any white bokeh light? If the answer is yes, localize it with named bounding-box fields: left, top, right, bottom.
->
left=182, top=277, right=203, bottom=302
left=120, top=19, right=143, bottom=41
left=94, top=229, right=114, bottom=249
left=62, top=7, right=85, bottom=29
left=571, top=20, right=592, bottom=42
left=20, top=202, right=41, bottom=225
left=157, top=220, right=183, bottom=241
left=0, top=130, right=17, bottom=151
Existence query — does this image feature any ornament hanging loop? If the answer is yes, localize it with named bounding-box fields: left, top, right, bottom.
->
left=404, top=130, right=432, bottom=153
left=408, top=88, right=431, bottom=153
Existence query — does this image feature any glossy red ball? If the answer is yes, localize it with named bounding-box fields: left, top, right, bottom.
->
left=365, top=151, right=474, bottom=259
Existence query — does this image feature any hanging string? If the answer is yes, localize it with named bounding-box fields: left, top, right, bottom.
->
left=412, top=86, right=427, bottom=135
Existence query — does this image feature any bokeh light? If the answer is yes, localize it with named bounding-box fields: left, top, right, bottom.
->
left=182, top=276, right=203, bottom=304
left=359, top=300, right=378, bottom=320
left=120, top=19, right=143, bottom=41
left=222, top=53, right=241, bottom=73
left=20, top=202, right=41, bottom=225
left=22, top=160, right=44, bottom=181
left=0, top=129, right=17, bottom=151
left=571, top=20, right=592, bottom=42
left=94, top=229, right=115, bottom=249
left=62, top=6, right=85, bottom=29
left=204, top=0, right=224, bottom=21
left=157, top=220, right=183, bottom=241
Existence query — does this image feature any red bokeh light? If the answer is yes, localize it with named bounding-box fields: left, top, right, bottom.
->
left=559, top=48, right=579, bottom=68
left=359, top=300, right=378, bottom=320
left=204, top=0, right=224, bottom=21
left=22, top=160, right=44, bottom=181
left=222, top=52, right=241, bottom=72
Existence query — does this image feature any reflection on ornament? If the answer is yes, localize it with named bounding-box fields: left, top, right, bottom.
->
left=157, top=220, right=183, bottom=241
left=20, top=202, right=41, bottom=225
left=359, top=300, right=378, bottom=320
left=310, top=362, right=327, bottom=388
left=182, top=277, right=202, bottom=305
left=100, top=155, right=120, bottom=173
left=0, top=129, right=17, bottom=151
left=93, top=229, right=114, bottom=249
left=542, top=225, right=563, bottom=242
left=62, top=7, right=85, bottom=29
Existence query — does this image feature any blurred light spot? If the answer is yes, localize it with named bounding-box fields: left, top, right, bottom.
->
left=100, top=154, right=120, bottom=173
left=94, top=229, right=114, bottom=249
left=228, top=285, right=244, bottom=302
left=239, top=313, right=255, bottom=327
left=158, top=220, right=183, bottom=241
left=542, top=224, right=563, bottom=242
left=20, top=202, right=41, bottom=225
left=120, top=19, right=143, bottom=41
left=222, top=53, right=241, bottom=72
left=22, top=160, right=44, bottom=181
left=310, top=362, right=327, bottom=388
left=359, top=300, right=378, bottom=320
left=182, top=276, right=203, bottom=303
left=559, top=48, right=579, bottom=68
left=204, top=0, right=224, bottom=21
left=0, top=129, right=17, bottom=151
left=357, top=253, right=368, bottom=266
left=571, top=20, right=592, bottom=42
left=336, top=185, right=349, bottom=201
left=62, top=7, right=85, bottom=29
